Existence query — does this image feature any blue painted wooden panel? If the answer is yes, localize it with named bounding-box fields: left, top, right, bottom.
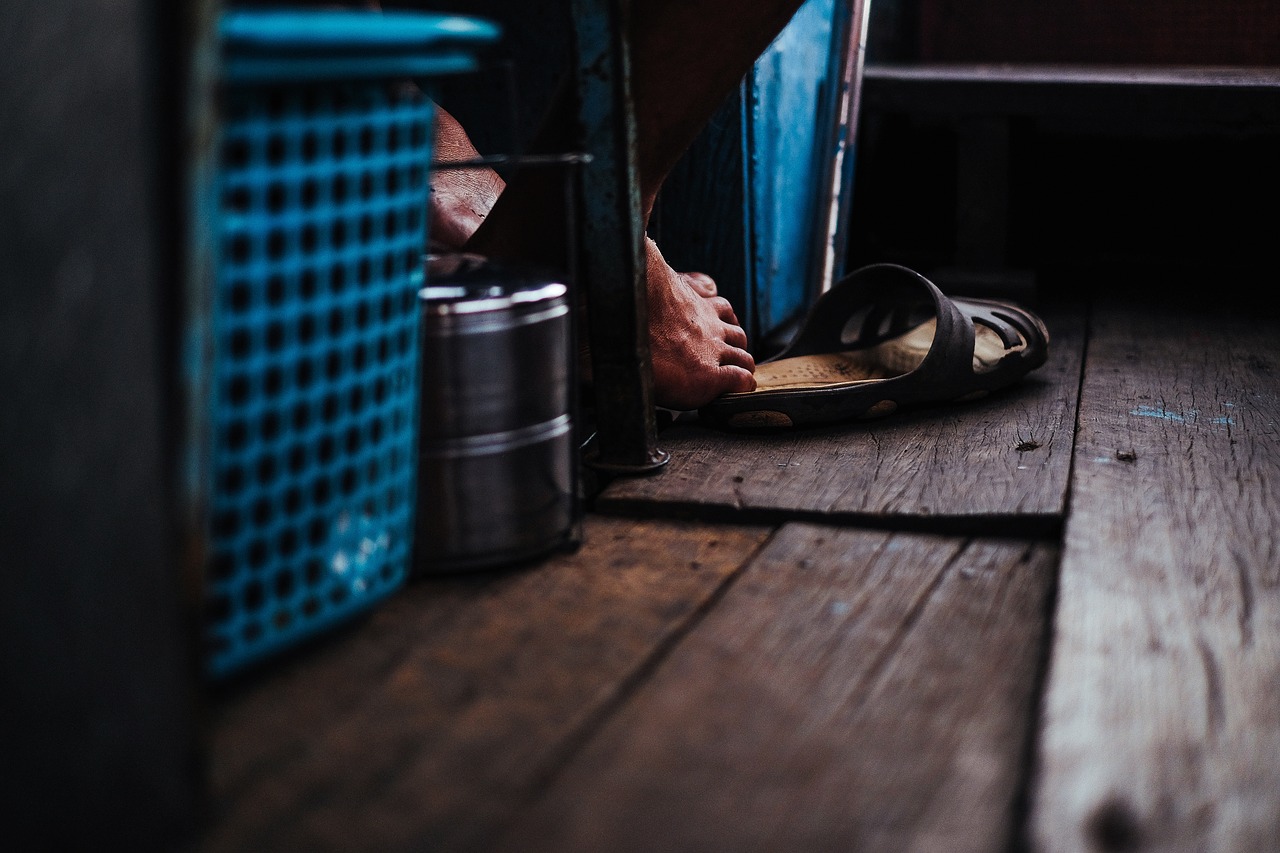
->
left=654, top=0, right=862, bottom=348
left=746, top=0, right=840, bottom=335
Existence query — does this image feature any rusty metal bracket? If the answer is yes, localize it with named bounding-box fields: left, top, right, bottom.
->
left=568, top=0, right=669, bottom=474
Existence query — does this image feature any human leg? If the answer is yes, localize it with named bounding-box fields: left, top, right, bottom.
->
left=437, top=0, right=807, bottom=409
left=427, top=106, right=505, bottom=251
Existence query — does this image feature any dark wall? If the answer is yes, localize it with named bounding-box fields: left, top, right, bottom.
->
left=847, top=1, right=1280, bottom=288
left=918, top=0, right=1280, bottom=64
left=846, top=113, right=1280, bottom=284
left=382, top=0, right=573, bottom=156
left=0, top=1, right=202, bottom=846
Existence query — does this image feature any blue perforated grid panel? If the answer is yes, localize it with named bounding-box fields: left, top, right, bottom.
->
left=204, top=81, right=431, bottom=677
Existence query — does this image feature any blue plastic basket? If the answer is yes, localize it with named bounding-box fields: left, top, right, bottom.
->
left=202, top=10, right=499, bottom=677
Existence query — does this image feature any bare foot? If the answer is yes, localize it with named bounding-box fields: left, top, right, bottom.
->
left=427, top=110, right=756, bottom=410
left=645, top=237, right=755, bottom=410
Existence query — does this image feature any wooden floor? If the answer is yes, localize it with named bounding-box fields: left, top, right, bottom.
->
left=200, top=285, right=1280, bottom=852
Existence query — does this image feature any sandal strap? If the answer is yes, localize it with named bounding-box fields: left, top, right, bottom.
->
left=953, top=297, right=1051, bottom=354
left=776, top=263, right=978, bottom=386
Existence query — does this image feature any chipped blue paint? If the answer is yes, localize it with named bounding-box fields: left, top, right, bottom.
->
left=1130, top=405, right=1190, bottom=422
left=1129, top=405, right=1235, bottom=427
left=746, top=0, right=839, bottom=334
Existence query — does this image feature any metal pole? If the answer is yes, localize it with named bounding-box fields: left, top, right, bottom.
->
left=568, top=0, right=669, bottom=474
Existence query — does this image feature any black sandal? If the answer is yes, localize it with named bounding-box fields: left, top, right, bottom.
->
left=699, top=263, right=1050, bottom=430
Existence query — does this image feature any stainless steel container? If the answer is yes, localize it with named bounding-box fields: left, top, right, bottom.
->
left=415, top=254, right=579, bottom=572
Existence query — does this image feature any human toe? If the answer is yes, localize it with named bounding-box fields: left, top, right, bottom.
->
left=720, top=343, right=755, bottom=373
left=707, top=295, right=741, bottom=324
left=718, top=364, right=757, bottom=395
left=681, top=271, right=718, bottom=298
left=722, top=322, right=749, bottom=351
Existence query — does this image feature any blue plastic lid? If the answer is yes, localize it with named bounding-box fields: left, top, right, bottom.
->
left=221, top=9, right=501, bottom=83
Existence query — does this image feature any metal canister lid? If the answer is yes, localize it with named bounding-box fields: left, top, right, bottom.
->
left=417, top=253, right=573, bottom=438
left=420, top=253, right=568, bottom=317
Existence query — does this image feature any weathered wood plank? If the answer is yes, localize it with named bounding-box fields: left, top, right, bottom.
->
left=1032, top=300, right=1280, bottom=852
left=201, top=515, right=770, bottom=852
left=497, top=523, right=1057, bottom=852
left=863, top=64, right=1280, bottom=127
left=599, top=305, right=1084, bottom=535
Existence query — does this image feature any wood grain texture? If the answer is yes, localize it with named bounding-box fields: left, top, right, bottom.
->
left=861, top=64, right=1280, bottom=128
left=600, top=306, right=1084, bottom=534
left=201, top=516, right=770, bottom=852
left=1032, top=300, right=1280, bottom=852
left=497, top=523, right=1057, bottom=852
